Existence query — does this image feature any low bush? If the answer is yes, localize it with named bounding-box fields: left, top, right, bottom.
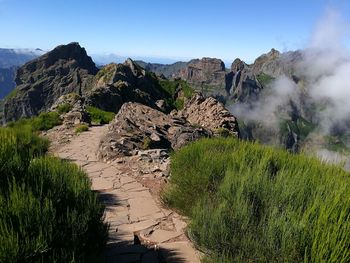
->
left=164, top=138, right=350, bottom=262
left=7, top=111, right=62, bottom=131
left=86, top=106, right=115, bottom=124
left=0, top=127, right=108, bottom=262
left=56, top=103, right=73, bottom=114
left=75, top=124, right=89, bottom=133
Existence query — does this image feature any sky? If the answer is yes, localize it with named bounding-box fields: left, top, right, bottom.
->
left=1, top=0, right=350, bottom=64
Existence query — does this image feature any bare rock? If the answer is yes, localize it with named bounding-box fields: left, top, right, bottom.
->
left=175, top=57, right=227, bottom=96
left=98, top=102, right=211, bottom=161
left=178, top=93, right=239, bottom=137
left=51, top=93, right=90, bottom=126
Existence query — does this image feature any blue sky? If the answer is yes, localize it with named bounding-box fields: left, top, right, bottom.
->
left=1, top=0, right=350, bottom=63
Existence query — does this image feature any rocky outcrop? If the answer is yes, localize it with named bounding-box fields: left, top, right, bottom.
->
left=252, top=49, right=302, bottom=78
left=177, top=93, right=239, bottom=136
left=225, top=58, right=263, bottom=102
left=3, top=42, right=98, bottom=122
left=86, top=59, right=171, bottom=113
left=175, top=58, right=227, bottom=96
left=51, top=93, right=90, bottom=126
left=98, top=102, right=211, bottom=160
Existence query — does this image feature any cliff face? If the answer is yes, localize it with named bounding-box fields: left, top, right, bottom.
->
left=3, top=43, right=98, bottom=121
left=175, top=58, right=228, bottom=96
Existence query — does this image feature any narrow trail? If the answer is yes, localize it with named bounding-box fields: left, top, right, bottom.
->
left=52, top=125, right=200, bottom=263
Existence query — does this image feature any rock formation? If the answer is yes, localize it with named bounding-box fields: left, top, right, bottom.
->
left=177, top=93, right=239, bottom=136
left=98, top=102, right=211, bottom=160
left=3, top=42, right=98, bottom=122
left=86, top=59, right=170, bottom=113
left=175, top=58, right=227, bottom=96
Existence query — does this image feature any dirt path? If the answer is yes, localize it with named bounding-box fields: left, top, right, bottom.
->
left=51, top=126, right=201, bottom=263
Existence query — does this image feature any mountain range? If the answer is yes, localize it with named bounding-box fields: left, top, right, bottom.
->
left=1, top=42, right=349, bottom=168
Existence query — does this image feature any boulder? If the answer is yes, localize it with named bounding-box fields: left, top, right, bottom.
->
left=98, top=102, right=211, bottom=160
left=177, top=93, right=239, bottom=137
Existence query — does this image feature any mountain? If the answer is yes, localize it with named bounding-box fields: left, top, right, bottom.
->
left=2, top=43, right=194, bottom=122
left=3, top=42, right=98, bottom=121
left=135, top=60, right=188, bottom=78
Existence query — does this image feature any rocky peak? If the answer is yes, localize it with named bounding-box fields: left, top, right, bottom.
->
left=124, top=58, right=145, bottom=77
left=3, top=43, right=97, bottom=122
left=16, top=42, right=97, bottom=85
left=175, top=57, right=227, bottom=96
left=231, top=58, right=247, bottom=72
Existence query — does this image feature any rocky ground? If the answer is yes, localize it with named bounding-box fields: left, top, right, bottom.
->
left=48, top=125, right=201, bottom=263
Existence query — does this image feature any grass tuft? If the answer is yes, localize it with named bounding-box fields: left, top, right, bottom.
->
left=75, top=124, right=89, bottom=133
left=86, top=106, right=115, bottom=125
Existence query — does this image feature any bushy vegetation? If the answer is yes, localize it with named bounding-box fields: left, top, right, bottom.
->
left=158, top=79, right=194, bottom=110
left=75, top=124, right=89, bottom=133
left=0, top=127, right=108, bottom=262
left=56, top=103, right=73, bottom=114
left=279, top=117, right=315, bottom=142
left=164, top=138, right=350, bottom=262
left=256, top=73, right=275, bottom=87
left=86, top=106, right=115, bottom=125
left=7, top=111, right=62, bottom=131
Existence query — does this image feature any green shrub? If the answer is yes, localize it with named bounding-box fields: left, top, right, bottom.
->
left=164, top=138, right=350, bottom=262
left=56, top=103, right=73, bottom=114
left=256, top=73, right=275, bottom=87
left=75, top=124, right=89, bottom=133
left=0, top=127, right=49, bottom=187
left=32, top=112, right=62, bottom=131
left=7, top=111, right=62, bottom=131
left=158, top=79, right=194, bottom=110
left=0, top=128, right=108, bottom=262
left=142, top=137, right=152, bottom=150
left=86, top=106, right=115, bottom=124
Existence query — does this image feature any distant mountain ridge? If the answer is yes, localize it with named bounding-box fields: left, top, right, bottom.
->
left=0, top=48, right=45, bottom=68
left=0, top=48, right=45, bottom=99
left=135, top=60, right=188, bottom=78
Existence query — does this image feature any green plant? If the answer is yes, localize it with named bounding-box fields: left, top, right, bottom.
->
left=7, top=111, right=62, bottom=131
left=75, top=124, right=89, bottom=133
left=163, top=138, right=350, bottom=262
left=256, top=73, right=275, bottom=87
left=142, top=137, right=152, bottom=150
left=56, top=103, right=73, bottom=114
left=86, top=106, right=115, bottom=125
left=5, top=88, right=19, bottom=99
left=0, top=127, right=108, bottom=262
left=158, top=79, right=194, bottom=110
